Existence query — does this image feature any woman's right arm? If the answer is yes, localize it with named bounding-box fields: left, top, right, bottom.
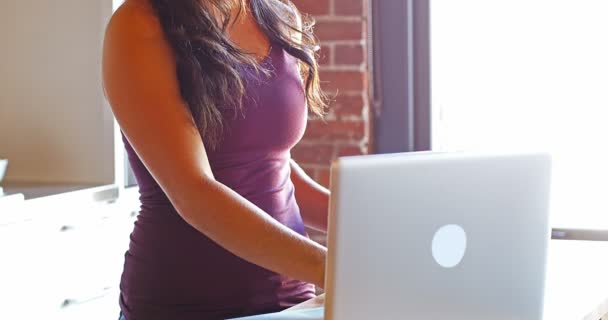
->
left=102, top=3, right=326, bottom=287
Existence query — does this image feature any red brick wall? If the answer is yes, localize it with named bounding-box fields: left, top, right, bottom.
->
left=291, top=0, right=371, bottom=188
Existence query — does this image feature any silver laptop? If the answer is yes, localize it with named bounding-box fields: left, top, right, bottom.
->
left=324, top=152, right=552, bottom=320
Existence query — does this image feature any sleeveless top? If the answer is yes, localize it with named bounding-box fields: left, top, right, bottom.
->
left=119, top=44, right=315, bottom=320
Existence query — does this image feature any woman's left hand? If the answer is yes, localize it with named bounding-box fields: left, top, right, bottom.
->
left=286, top=294, right=325, bottom=311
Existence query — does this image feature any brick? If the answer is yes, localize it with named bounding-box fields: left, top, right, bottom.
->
left=292, top=0, right=331, bottom=15
left=287, top=0, right=371, bottom=175
left=336, top=144, right=365, bottom=157
left=320, top=70, right=367, bottom=92
left=314, top=21, right=363, bottom=41
left=316, top=168, right=331, bottom=188
left=305, top=120, right=366, bottom=140
left=334, top=0, right=367, bottom=16
left=317, top=45, right=331, bottom=66
left=334, top=43, right=365, bottom=66
left=300, top=165, right=317, bottom=180
left=331, top=94, right=365, bottom=117
left=291, top=143, right=334, bottom=165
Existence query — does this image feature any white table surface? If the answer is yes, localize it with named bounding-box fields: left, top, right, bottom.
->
left=543, top=240, right=608, bottom=320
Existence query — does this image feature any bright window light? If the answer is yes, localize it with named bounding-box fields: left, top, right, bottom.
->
left=113, top=0, right=124, bottom=11
left=431, top=0, right=608, bottom=229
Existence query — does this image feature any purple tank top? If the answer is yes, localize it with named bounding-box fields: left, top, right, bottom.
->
left=119, top=45, right=315, bottom=320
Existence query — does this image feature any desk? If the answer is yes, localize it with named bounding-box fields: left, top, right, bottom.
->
left=543, top=240, right=608, bottom=320
left=0, top=187, right=139, bottom=320
left=246, top=240, right=608, bottom=320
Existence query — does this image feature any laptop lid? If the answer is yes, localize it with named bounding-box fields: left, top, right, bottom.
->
left=325, top=152, right=551, bottom=320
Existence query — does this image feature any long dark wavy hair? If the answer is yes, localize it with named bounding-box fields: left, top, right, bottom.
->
left=149, top=0, right=327, bottom=148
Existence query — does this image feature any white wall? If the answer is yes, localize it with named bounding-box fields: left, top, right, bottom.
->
left=0, top=0, right=116, bottom=185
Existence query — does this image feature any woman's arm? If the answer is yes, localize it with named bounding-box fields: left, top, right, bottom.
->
left=102, top=3, right=325, bottom=287
left=290, top=160, right=330, bottom=233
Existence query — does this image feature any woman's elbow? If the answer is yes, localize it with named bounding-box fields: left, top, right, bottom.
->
left=163, top=173, right=218, bottom=219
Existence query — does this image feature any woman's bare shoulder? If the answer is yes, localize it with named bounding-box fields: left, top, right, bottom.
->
left=106, top=0, right=163, bottom=41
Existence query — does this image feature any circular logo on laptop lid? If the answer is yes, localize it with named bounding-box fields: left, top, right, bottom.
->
left=432, top=224, right=467, bottom=268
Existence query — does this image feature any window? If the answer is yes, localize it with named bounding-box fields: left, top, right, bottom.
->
left=113, top=0, right=123, bottom=11
left=431, top=0, right=608, bottom=229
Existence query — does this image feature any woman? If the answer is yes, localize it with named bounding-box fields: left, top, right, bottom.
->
left=102, top=0, right=330, bottom=319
